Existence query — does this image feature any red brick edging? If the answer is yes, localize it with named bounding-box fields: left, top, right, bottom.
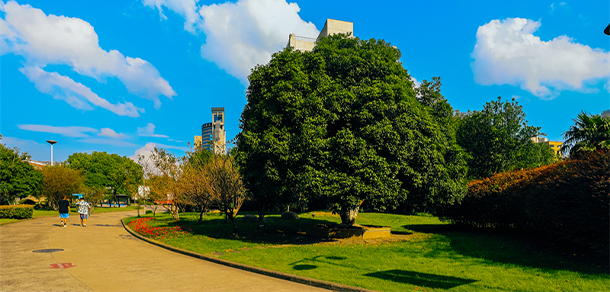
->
left=121, top=219, right=376, bottom=292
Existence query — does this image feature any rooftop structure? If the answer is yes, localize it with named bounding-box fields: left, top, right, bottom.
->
left=198, top=107, right=226, bottom=154
left=287, top=19, right=354, bottom=52
left=531, top=137, right=563, bottom=157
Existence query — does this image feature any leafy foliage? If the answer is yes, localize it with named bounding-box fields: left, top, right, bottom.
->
left=456, top=97, right=554, bottom=179
left=204, top=155, right=246, bottom=232
left=561, top=112, right=610, bottom=158
left=66, top=151, right=143, bottom=196
left=237, top=34, right=468, bottom=224
left=0, top=205, right=34, bottom=219
left=441, top=151, right=609, bottom=252
left=41, top=165, right=85, bottom=209
left=138, top=147, right=183, bottom=220
left=0, top=143, right=43, bottom=204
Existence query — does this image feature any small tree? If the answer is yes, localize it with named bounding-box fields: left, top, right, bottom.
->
left=83, top=185, right=106, bottom=207
left=42, top=165, right=84, bottom=209
left=456, top=97, right=545, bottom=179
left=205, top=155, right=245, bottom=233
left=182, top=149, right=215, bottom=222
left=181, top=165, right=216, bottom=222
left=138, top=147, right=184, bottom=221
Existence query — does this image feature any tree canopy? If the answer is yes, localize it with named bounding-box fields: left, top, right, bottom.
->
left=456, top=97, right=555, bottom=179
left=236, top=34, right=468, bottom=224
left=0, top=141, right=43, bottom=204
left=42, top=165, right=84, bottom=209
left=561, top=112, right=610, bottom=158
left=66, top=151, right=143, bottom=195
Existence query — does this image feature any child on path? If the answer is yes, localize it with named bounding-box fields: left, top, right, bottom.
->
left=76, top=197, right=91, bottom=227
left=58, top=195, right=70, bottom=227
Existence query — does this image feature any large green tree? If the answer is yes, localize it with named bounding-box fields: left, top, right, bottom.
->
left=561, top=112, right=610, bottom=158
left=456, top=97, right=553, bottom=179
left=66, top=151, right=143, bottom=199
left=0, top=140, right=43, bottom=204
left=237, top=34, right=468, bottom=225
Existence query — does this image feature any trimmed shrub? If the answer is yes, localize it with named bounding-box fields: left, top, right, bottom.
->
left=441, top=151, right=609, bottom=252
left=0, top=205, right=34, bottom=219
left=145, top=210, right=152, bottom=214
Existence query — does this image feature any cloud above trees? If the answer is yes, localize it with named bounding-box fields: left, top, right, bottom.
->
left=0, top=0, right=175, bottom=114
left=141, top=0, right=319, bottom=84
left=471, top=18, right=610, bottom=99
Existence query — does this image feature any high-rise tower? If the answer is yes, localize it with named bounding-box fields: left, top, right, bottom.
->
left=212, top=107, right=226, bottom=155
left=199, top=107, right=226, bottom=154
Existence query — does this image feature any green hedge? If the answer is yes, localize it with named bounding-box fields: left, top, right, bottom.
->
left=0, top=205, right=34, bottom=219
left=440, top=151, right=609, bottom=253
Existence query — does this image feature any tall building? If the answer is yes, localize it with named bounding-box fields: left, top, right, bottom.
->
left=212, top=107, right=226, bottom=155
left=287, top=19, right=354, bottom=52
left=198, top=107, right=226, bottom=154
left=201, top=123, right=213, bottom=152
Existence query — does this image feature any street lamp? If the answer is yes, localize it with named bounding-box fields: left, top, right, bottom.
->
left=46, top=139, right=57, bottom=166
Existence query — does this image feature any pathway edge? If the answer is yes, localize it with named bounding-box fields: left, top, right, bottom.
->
left=121, top=218, right=376, bottom=292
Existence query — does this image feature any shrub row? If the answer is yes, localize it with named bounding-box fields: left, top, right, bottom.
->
left=0, top=205, right=34, bottom=219
left=440, top=151, right=609, bottom=253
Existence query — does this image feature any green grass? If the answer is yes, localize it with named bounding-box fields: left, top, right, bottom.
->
left=0, top=218, right=19, bottom=225
left=124, top=212, right=609, bottom=291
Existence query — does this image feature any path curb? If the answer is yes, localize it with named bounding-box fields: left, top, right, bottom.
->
left=121, top=219, right=376, bottom=292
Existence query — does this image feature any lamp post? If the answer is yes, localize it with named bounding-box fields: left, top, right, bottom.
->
left=46, top=140, right=57, bottom=166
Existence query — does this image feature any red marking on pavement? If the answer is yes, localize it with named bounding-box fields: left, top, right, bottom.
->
left=49, top=263, right=77, bottom=269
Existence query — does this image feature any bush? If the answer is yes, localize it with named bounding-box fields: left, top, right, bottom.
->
left=0, top=205, right=34, bottom=219
left=440, top=151, right=609, bottom=252
left=145, top=210, right=152, bottom=214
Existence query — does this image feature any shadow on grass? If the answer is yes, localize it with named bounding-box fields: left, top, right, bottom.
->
left=289, top=255, right=350, bottom=270
left=162, top=215, right=342, bottom=245
left=404, top=224, right=609, bottom=275
left=365, top=269, right=476, bottom=289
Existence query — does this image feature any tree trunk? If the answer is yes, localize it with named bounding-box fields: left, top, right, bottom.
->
left=257, top=205, right=265, bottom=228
left=198, top=206, right=205, bottom=223
left=339, top=206, right=359, bottom=226
left=228, top=210, right=238, bottom=234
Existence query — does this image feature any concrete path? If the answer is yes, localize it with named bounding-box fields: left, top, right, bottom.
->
left=0, top=211, right=328, bottom=292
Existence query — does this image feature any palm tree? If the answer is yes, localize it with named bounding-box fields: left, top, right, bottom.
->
left=561, top=112, right=610, bottom=158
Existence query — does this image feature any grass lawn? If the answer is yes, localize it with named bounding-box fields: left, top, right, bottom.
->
left=124, top=211, right=609, bottom=291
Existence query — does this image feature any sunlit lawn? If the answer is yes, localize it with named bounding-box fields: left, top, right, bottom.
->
left=124, top=211, right=609, bottom=291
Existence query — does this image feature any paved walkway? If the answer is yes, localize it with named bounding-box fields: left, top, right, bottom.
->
left=0, top=211, right=328, bottom=292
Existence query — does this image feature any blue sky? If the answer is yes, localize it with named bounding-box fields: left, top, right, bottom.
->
left=1, top=0, right=608, bottom=163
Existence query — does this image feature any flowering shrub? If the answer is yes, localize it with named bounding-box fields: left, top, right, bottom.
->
left=0, top=205, right=34, bottom=219
left=128, top=217, right=193, bottom=239
left=440, top=150, right=609, bottom=252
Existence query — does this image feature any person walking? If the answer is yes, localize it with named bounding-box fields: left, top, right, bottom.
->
left=76, top=197, right=91, bottom=227
left=58, top=195, right=70, bottom=227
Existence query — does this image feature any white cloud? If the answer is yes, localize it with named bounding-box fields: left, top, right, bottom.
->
left=142, top=0, right=200, bottom=33
left=17, top=124, right=99, bottom=138
left=137, top=123, right=169, bottom=138
left=130, top=142, right=157, bottom=162
left=98, top=128, right=128, bottom=139
left=472, top=18, right=610, bottom=99
left=129, top=142, right=188, bottom=175
left=19, top=66, right=144, bottom=117
left=1, top=1, right=176, bottom=109
left=142, top=0, right=319, bottom=84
